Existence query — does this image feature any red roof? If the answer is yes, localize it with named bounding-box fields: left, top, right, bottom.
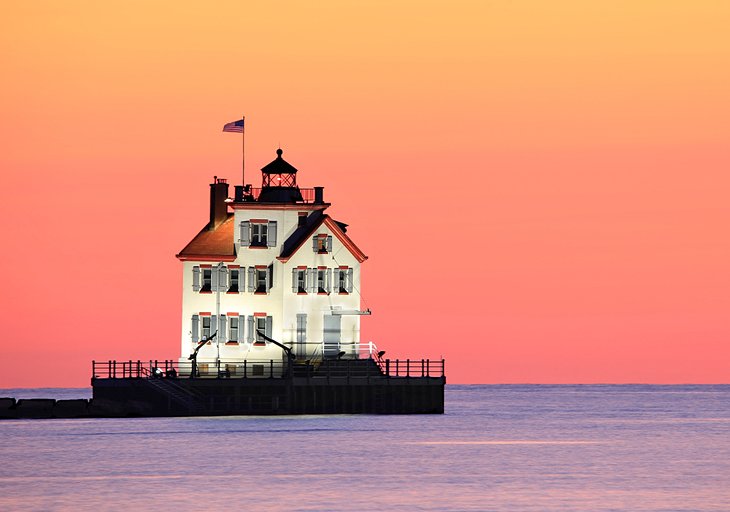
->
left=176, top=211, right=366, bottom=263
left=175, top=214, right=236, bottom=262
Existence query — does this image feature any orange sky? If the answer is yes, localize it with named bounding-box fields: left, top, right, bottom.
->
left=1, top=1, right=728, bottom=386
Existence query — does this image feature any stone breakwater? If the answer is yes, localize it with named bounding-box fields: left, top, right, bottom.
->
left=0, top=397, right=143, bottom=419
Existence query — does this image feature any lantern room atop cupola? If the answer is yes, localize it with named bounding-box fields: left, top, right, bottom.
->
left=256, top=148, right=305, bottom=203
left=231, top=148, right=327, bottom=206
left=262, top=148, right=297, bottom=187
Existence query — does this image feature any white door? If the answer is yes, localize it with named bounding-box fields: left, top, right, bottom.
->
left=323, top=315, right=341, bottom=357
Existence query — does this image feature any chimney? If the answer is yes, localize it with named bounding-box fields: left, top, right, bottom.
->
left=313, top=186, right=324, bottom=204
left=209, top=176, right=229, bottom=230
left=234, top=185, right=244, bottom=202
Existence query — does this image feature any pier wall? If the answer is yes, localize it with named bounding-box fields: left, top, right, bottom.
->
left=91, top=376, right=445, bottom=416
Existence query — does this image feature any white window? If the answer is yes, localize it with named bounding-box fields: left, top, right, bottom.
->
left=335, top=268, right=354, bottom=294
left=251, top=223, right=268, bottom=246
left=255, top=316, right=266, bottom=343
left=312, top=235, right=332, bottom=253
left=256, top=269, right=267, bottom=293
left=229, top=269, right=240, bottom=292
left=201, top=269, right=212, bottom=292
left=316, top=269, right=331, bottom=294
left=292, top=269, right=307, bottom=293
left=201, top=316, right=211, bottom=339
left=229, top=316, right=239, bottom=341
left=248, top=266, right=272, bottom=293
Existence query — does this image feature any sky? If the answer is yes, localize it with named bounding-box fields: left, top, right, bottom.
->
left=0, top=1, right=728, bottom=387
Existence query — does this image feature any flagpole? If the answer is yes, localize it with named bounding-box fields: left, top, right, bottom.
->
left=242, top=115, right=246, bottom=187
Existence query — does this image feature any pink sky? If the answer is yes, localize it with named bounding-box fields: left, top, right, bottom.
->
left=1, top=1, right=729, bottom=386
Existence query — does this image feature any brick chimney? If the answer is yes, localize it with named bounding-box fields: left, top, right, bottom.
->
left=209, top=176, right=229, bottom=230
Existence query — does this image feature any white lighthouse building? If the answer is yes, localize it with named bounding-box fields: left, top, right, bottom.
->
left=176, top=149, right=368, bottom=375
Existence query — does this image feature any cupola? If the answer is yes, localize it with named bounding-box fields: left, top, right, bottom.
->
left=257, top=148, right=304, bottom=202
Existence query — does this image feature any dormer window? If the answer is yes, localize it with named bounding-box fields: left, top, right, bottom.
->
left=240, top=220, right=278, bottom=248
left=313, top=234, right=332, bottom=254
left=251, top=222, right=268, bottom=246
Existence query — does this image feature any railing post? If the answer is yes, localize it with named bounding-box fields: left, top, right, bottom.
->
left=421, top=359, right=425, bottom=377
left=217, top=359, right=221, bottom=378
left=111, top=360, right=114, bottom=378
left=442, top=358, right=445, bottom=377
left=426, top=359, right=430, bottom=377
left=385, top=359, right=390, bottom=377
left=243, top=360, right=247, bottom=379
left=92, top=360, right=95, bottom=378
left=406, top=359, right=410, bottom=378
left=395, top=360, right=399, bottom=377
left=270, top=359, right=274, bottom=379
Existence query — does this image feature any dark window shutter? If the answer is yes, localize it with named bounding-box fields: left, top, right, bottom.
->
left=312, top=236, right=318, bottom=252
left=333, top=269, right=340, bottom=293
left=267, top=264, right=273, bottom=292
left=247, top=267, right=255, bottom=292
left=192, top=266, right=200, bottom=292
left=220, top=267, right=228, bottom=291
left=265, top=316, right=273, bottom=338
left=220, top=315, right=227, bottom=343
left=240, top=221, right=250, bottom=245
left=347, top=268, right=354, bottom=293
left=325, top=269, right=332, bottom=293
left=292, top=269, right=298, bottom=292
left=192, top=315, right=199, bottom=342
left=326, top=236, right=333, bottom=252
left=247, top=316, right=254, bottom=343
left=307, top=269, right=316, bottom=293
left=211, top=315, right=218, bottom=340
left=238, top=315, right=245, bottom=342
left=268, top=221, right=277, bottom=247
left=211, top=266, right=219, bottom=292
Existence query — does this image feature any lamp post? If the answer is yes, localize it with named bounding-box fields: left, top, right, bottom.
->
left=215, top=262, right=223, bottom=365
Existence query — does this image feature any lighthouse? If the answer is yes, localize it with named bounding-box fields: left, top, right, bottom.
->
left=91, top=143, right=443, bottom=416
left=175, top=149, right=368, bottom=375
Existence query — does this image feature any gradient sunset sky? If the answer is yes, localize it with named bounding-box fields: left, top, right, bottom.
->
left=1, top=1, right=728, bottom=386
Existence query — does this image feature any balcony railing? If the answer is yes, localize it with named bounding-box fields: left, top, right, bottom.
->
left=92, top=354, right=444, bottom=380
left=240, top=187, right=317, bottom=203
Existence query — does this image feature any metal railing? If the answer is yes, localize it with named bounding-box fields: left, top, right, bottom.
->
left=92, top=354, right=445, bottom=380
left=92, top=359, right=291, bottom=380
left=245, top=188, right=317, bottom=203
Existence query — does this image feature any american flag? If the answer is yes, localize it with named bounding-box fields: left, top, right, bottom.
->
left=222, top=118, right=244, bottom=133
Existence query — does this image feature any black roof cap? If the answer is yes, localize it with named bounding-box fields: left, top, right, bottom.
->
left=261, top=148, right=298, bottom=174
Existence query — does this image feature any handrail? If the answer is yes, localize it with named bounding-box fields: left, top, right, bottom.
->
left=92, top=356, right=445, bottom=380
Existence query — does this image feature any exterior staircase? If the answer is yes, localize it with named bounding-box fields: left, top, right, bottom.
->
left=143, top=377, right=207, bottom=415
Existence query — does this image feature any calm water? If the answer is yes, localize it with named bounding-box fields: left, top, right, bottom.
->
left=1, top=385, right=729, bottom=511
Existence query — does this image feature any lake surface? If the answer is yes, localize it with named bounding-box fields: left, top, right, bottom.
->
left=1, top=385, right=729, bottom=511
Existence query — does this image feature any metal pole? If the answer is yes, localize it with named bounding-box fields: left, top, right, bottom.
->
left=242, top=115, right=245, bottom=186
left=216, top=262, right=222, bottom=364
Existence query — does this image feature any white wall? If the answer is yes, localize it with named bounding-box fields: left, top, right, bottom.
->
left=179, top=206, right=363, bottom=364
